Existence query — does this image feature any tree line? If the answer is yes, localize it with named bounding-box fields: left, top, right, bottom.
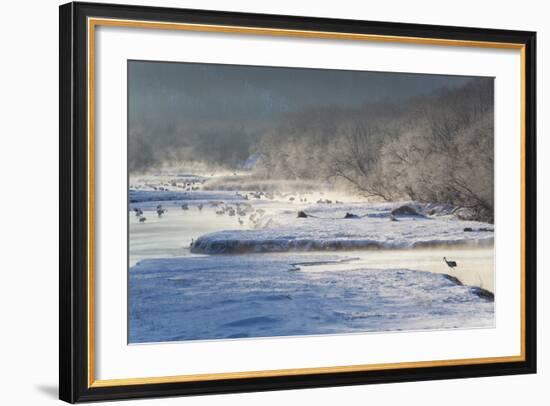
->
left=254, top=78, right=494, bottom=221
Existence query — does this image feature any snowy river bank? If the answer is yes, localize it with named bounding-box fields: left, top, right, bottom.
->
left=128, top=183, right=495, bottom=343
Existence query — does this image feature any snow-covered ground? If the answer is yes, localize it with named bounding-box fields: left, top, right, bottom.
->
left=128, top=177, right=495, bottom=344
left=129, top=254, right=494, bottom=343
left=191, top=202, right=494, bottom=254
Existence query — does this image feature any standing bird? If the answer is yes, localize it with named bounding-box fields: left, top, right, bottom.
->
left=443, top=257, right=457, bottom=269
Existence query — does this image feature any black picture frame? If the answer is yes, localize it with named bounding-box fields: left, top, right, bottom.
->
left=59, top=1, right=537, bottom=403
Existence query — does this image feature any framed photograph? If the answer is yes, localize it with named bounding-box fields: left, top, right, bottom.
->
left=59, top=2, right=536, bottom=403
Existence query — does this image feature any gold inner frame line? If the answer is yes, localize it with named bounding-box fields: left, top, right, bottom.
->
left=87, top=17, right=527, bottom=388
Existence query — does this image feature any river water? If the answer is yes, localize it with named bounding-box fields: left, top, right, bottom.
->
left=129, top=199, right=494, bottom=293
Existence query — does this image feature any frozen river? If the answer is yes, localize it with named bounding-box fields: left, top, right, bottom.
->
left=128, top=187, right=495, bottom=343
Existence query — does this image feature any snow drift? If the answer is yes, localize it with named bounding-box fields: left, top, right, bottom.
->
left=129, top=254, right=494, bottom=343
left=191, top=202, right=494, bottom=254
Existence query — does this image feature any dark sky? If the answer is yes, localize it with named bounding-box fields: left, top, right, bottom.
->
left=128, top=60, right=477, bottom=131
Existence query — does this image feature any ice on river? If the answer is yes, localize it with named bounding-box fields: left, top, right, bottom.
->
left=191, top=202, right=494, bottom=254
left=129, top=254, right=494, bottom=344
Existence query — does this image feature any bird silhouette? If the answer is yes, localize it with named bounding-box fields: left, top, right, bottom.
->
left=443, top=257, right=457, bottom=269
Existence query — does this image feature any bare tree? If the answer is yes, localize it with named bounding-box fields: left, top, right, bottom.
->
left=252, top=78, right=494, bottom=221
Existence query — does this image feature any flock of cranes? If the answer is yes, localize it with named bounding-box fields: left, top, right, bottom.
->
left=132, top=199, right=266, bottom=228
left=132, top=183, right=461, bottom=271
left=133, top=204, right=168, bottom=222
left=133, top=205, right=460, bottom=272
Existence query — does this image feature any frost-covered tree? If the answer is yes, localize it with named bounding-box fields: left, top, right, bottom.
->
left=253, top=78, right=494, bottom=221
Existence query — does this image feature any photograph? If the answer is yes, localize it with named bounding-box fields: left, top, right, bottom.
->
left=55, top=1, right=537, bottom=402
left=127, top=60, right=496, bottom=344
